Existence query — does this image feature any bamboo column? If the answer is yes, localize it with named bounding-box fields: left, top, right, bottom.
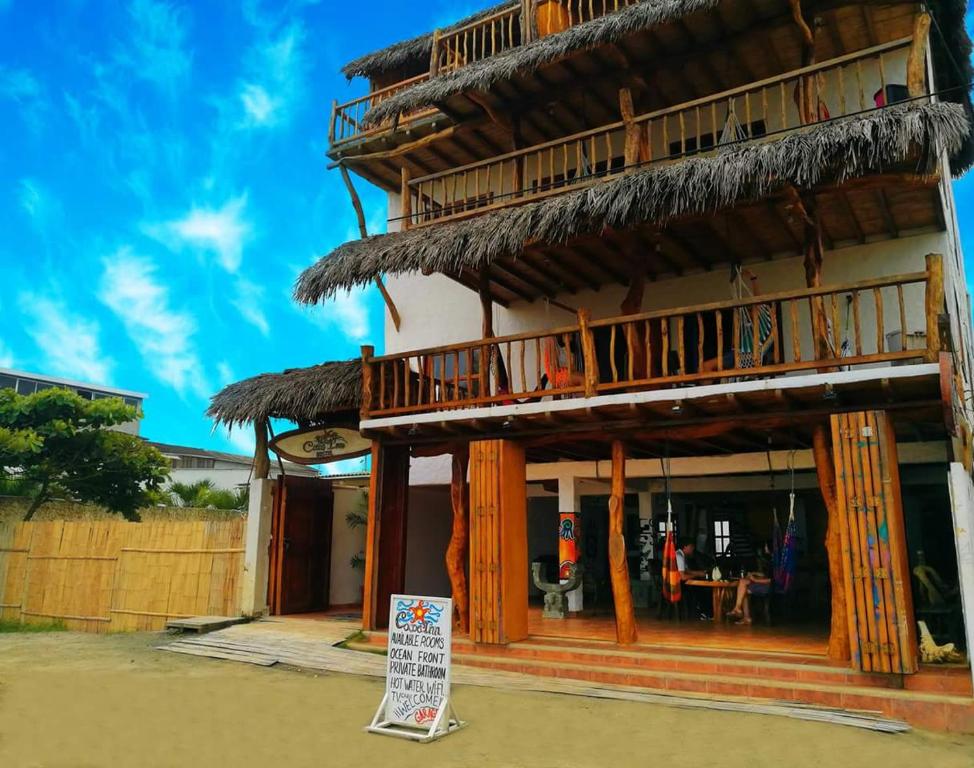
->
left=609, top=440, right=638, bottom=645
left=813, top=424, right=850, bottom=661
left=446, top=447, right=471, bottom=633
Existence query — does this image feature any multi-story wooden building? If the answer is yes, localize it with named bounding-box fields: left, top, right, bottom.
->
left=213, top=0, right=974, bottom=730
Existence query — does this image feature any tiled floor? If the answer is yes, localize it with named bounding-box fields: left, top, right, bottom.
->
left=528, top=607, right=831, bottom=656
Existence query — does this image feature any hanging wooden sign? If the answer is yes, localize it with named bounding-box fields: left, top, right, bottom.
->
left=269, top=426, right=370, bottom=466
left=367, top=595, right=464, bottom=742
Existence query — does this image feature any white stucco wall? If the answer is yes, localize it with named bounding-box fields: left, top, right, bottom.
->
left=330, top=487, right=367, bottom=607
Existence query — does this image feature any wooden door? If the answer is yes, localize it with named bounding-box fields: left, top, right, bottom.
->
left=831, top=411, right=918, bottom=674
left=268, top=476, right=334, bottom=616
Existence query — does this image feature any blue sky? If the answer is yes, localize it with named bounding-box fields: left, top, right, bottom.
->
left=1, top=1, right=973, bottom=461
left=0, top=0, right=479, bottom=458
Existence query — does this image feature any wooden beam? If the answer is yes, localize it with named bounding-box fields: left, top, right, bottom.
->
left=609, top=440, right=638, bottom=645
left=339, top=164, right=401, bottom=331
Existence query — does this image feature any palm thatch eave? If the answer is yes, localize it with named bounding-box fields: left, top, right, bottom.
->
left=297, top=101, right=969, bottom=304
left=207, top=361, right=362, bottom=429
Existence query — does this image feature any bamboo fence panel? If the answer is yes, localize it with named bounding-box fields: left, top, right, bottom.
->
left=0, top=519, right=245, bottom=633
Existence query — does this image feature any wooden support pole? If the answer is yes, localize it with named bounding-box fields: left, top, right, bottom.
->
left=619, top=87, right=644, bottom=170
left=253, top=419, right=271, bottom=480
left=925, top=253, right=944, bottom=362
left=578, top=308, right=599, bottom=398
left=609, top=440, right=638, bottom=645
left=907, top=11, right=932, bottom=98
left=337, top=163, right=401, bottom=331
left=361, top=345, right=374, bottom=421
left=400, top=166, right=412, bottom=230
left=447, top=446, right=471, bottom=634
left=813, top=423, right=851, bottom=661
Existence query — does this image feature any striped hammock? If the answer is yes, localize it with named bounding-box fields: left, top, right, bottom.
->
left=661, top=500, right=682, bottom=604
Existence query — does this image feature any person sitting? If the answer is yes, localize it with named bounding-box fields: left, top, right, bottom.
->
left=676, top=539, right=709, bottom=620
left=727, top=543, right=772, bottom=625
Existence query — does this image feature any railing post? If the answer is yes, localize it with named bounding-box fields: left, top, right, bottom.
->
left=907, top=11, right=932, bottom=98
left=400, top=167, right=412, bottom=231
left=328, top=99, right=338, bottom=144
left=578, top=308, right=599, bottom=398
left=521, top=0, right=535, bottom=44
left=925, top=253, right=945, bottom=361
left=361, top=345, right=375, bottom=421
left=430, top=29, right=441, bottom=76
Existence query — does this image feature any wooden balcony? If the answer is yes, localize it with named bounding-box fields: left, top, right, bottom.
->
left=398, top=38, right=919, bottom=228
left=331, top=0, right=643, bottom=146
left=330, top=73, right=439, bottom=146
left=360, top=258, right=945, bottom=425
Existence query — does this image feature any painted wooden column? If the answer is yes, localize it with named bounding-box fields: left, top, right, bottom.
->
left=609, top=440, right=638, bottom=645
left=362, top=442, right=410, bottom=631
left=831, top=411, right=918, bottom=674
left=469, top=439, right=529, bottom=645
left=558, top=476, right=583, bottom=612
left=241, top=477, right=275, bottom=617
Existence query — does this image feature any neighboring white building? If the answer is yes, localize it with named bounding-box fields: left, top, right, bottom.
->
left=148, top=441, right=320, bottom=491
left=0, top=367, right=147, bottom=435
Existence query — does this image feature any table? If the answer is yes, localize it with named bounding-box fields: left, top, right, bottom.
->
left=685, top=579, right=739, bottom=622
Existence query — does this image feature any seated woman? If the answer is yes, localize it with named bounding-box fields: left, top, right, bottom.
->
left=727, top=543, right=773, bottom=625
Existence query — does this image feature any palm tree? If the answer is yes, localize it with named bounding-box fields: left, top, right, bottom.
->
left=168, top=480, right=215, bottom=508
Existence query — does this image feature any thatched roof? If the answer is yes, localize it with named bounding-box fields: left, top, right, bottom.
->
left=359, top=0, right=974, bottom=170
left=362, top=0, right=717, bottom=127
left=208, top=361, right=361, bottom=428
left=296, top=101, right=968, bottom=303
left=341, top=2, right=517, bottom=81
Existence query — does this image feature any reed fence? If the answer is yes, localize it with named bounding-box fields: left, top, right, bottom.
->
left=0, top=519, right=245, bottom=633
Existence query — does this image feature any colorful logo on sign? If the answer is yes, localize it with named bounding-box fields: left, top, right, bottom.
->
left=394, top=599, right=444, bottom=629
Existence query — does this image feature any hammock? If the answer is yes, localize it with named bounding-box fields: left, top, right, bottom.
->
left=733, top=267, right=774, bottom=368
left=661, top=500, right=682, bottom=604
left=774, top=492, right=799, bottom=595
left=542, top=335, right=577, bottom=390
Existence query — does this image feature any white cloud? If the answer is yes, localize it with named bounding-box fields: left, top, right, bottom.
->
left=217, top=361, right=236, bottom=387
left=17, top=178, right=62, bottom=232
left=231, top=277, right=270, bottom=336
left=0, top=66, right=49, bottom=133
left=234, top=23, right=309, bottom=131
left=223, top=426, right=256, bottom=457
left=165, top=195, right=252, bottom=273
left=0, top=339, right=14, bottom=369
left=19, top=295, right=113, bottom=385
left=117, top=0, right=193, bottom=90
left=299, top=285, right=371, bottom=342
left=99, top=250, right=208, bottom=398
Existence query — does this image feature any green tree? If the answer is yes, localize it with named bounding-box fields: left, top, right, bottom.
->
left=0, top=387, right=170, bottom=521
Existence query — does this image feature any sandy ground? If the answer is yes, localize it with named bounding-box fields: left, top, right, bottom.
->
left=0, top=633, right=972, bottom=768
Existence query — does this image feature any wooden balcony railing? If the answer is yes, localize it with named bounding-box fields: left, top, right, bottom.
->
left=360, top=258, right=944, bottom=420
left=400, top=37, right=916, bottom=227
left=330, top=73, right=435, bottom=145
left=431, top=5, right=523, bottom=77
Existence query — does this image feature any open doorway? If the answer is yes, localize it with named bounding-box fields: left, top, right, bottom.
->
left=526, top=485, right=832, bottom=655
left=268, top=476, right=334, bottom=616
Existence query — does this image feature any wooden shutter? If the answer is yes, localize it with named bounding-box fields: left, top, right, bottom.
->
left=832, top=411, right=918, bottom=674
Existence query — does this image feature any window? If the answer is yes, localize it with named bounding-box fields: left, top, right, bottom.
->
left=16, top=379, right=36, bottom=395
left=75, top=389, right=93, bottom=400
left=713, top=519, right=731, bottom=555
left=0, top=375, right=16, bottom=391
